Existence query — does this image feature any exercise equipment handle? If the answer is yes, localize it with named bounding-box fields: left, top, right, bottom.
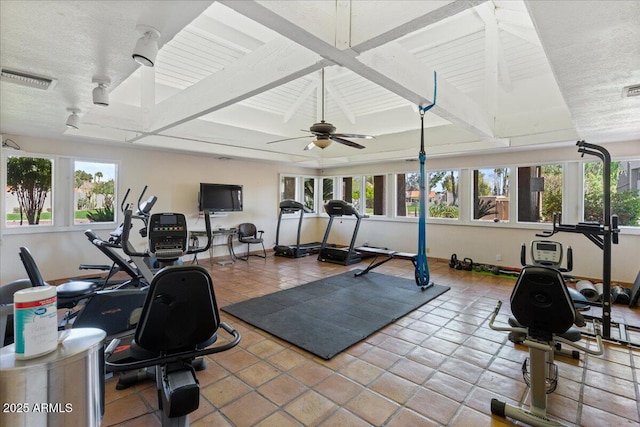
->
left=120, top=188, right=131, bottom=214
left=105, top=322, right=241, bottom=372
left=120, top=209, right=148, bottom=258
left=186, top=211, right=212, bottom=255
left=105, top=338, right=121, bottom=359
left=555, top=320, right=604, bottom=356
left=487, top=301, right=527, bottom=334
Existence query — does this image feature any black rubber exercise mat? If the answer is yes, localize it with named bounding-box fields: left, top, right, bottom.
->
left=221, top=270, right=450, bottom=359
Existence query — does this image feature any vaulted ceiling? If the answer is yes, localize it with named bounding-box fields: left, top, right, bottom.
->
left=1, top=1, right=638, bottom=168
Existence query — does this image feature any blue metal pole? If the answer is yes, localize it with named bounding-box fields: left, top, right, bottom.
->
left=415, top=71, right=437, bottom=290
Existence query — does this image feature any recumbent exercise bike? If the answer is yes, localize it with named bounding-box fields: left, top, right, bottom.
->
left=105, top=209, right=241, bottom=427
left=488, top=265, right=603, bottom=427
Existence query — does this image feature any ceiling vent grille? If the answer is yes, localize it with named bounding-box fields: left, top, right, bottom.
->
left=1, top=68, right=57, bottom=91
left=623, top=84, right=640, bottom=98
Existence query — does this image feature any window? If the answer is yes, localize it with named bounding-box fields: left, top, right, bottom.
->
left=365, top=175, right=385, bottom=216
left=428, top=170, right=459, bottom=219
left=5, top=155, right=54, bottom=227
left=584, top=160, right=640, bottom=227
left=303, top=177, right=315, bottom=212
left=74, top=161, right=117, bottom=225
left=396, top=172, right=420, bottom=217
left=280, top=176, right=296, bottom=201
left=322, top=177, right=334, bottom=204
left=517, top=164, right=563, bottom=223
left=473, top=167, right=510, bottom=221
left=341, top=176, right=362, bottom=212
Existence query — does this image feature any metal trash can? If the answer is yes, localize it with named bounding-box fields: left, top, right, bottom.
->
left=0, top=328, right=106, bottom=427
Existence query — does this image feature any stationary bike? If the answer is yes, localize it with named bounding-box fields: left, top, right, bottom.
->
left=106, top=209, right=241, bottom=427
left=488, top=266, right=603, bottom=427
left=521, top=240, right=589, bottom=311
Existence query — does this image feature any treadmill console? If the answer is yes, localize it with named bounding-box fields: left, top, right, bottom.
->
left=148, top=213, right=188, bottom=259
left=530, top=240, right=563, bottom=268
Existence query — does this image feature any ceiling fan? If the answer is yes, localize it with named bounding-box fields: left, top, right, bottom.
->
left=267, top=68, right=375, bottom=150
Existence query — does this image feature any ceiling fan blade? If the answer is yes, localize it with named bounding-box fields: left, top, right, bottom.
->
left=267, top=135, right=310, bottom=144
left=333, top=133, right=375, bottom=140
left=304, top=141, right=315, bottom=151
left=331, top=136, right=365, bottom=149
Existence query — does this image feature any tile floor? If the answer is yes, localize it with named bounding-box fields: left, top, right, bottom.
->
left=102, top=255, right=640, bottom=426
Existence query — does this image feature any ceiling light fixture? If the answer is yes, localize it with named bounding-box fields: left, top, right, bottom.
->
left=313, top=136, right=332, bottom=149
left=132, top=25, right=160, bottom=67
left=66, top=108, right=81, bottom=129
left=623, top=84, right=640, bottom=98
left=0, top=68, right=57, bottom=91
left=92, top=77, right=111, bottom=106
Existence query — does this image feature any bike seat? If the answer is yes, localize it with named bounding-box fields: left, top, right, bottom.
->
left=56, top=280, right=99, bottom=299
left=508, top=317, right=582, bottom=342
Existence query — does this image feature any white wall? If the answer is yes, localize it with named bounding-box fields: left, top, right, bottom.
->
left=0, top=135, right=314, bottom=283
left=2, top=136, right=639, bottom=285
left=318, top=140, right=640, bottom=284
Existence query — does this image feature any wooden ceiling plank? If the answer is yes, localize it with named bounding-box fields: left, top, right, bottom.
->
left=357, top=42, right=494, bottom=138
left=147, top=38, right=322, bottom=135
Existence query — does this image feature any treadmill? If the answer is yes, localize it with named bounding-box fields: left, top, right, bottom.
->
left=274, top=200, right=322, bottom=258
left=317, top=200, right=366, bottom=266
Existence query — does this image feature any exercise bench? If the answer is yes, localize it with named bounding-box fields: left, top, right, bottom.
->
left=354, top=246, right=418, bottom=277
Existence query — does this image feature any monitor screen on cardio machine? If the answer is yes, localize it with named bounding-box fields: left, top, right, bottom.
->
left=531, top=240, right=563, bottom=268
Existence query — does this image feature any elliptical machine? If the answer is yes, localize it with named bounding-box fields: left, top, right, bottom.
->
left=78, top=186, right=157, bottom=288
left=107, top=209, right=240, bottom=427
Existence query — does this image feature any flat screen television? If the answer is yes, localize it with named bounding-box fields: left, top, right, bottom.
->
left=199, top=183, right=243, bottom=213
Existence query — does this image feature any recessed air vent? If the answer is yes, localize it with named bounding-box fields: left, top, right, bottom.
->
left=623, top=84, right=640, bottom=98
left=0, top=68, right=57, bottom=91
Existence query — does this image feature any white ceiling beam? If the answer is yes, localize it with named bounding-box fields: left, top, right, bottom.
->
left=495, top=7, right=533, bottom=29
left=140, top=67, right=155, bottom=132
left=326, top=81, right=356, bottom=124
left=335, top=0, right=351, bottom=49
left=399, top=11, right=484, bottom=54
left=146, top=38, right=321, bottom=135
left=189, top=13, right=263, bottom=53
left=476, top=2, right=498, bottom=123
left=498, top=22, right=541, bottom=47
left=357, top=42, right=494, bottom=138
left=284, top=78, right=317, bottom=123
left=220, top=0, right=493, bottom=139
left=219, top=0, right=357, bottom=66
left=350, top=0, right=488, bottom=53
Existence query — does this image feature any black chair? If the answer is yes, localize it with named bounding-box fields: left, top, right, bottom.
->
left=488, top=266, right=603, bottom=426
left=236, top=223, right=266, bottom=260
left=106, top=265, right=240, bottom=425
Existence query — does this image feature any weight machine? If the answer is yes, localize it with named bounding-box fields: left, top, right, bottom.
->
left=537, top=141, right=639, bottom=346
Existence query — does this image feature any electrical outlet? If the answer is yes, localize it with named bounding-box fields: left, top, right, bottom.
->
left=496, top=253, right=502, bottom=261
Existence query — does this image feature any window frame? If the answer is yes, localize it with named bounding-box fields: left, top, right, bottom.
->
left=3, top=152, right=55, bottom=229
left=2, top=150, right=120, bottom=234
left=73, top=159, right=119, bottom=226
left=515, top=162, right=565, bottom=225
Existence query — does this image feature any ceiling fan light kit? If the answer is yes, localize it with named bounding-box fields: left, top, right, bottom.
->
left=313, top=136, right=332, bottom=149
left=266, top=68, right=374, bottom=151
